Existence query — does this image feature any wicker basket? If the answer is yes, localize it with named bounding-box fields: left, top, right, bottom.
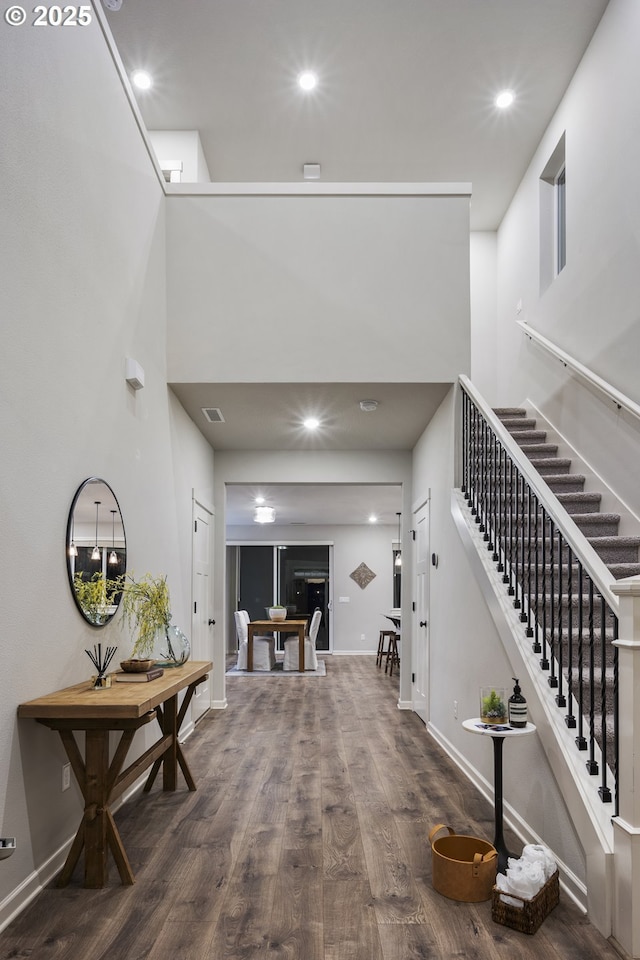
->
left=491, top=870, right=559, bottom=934
left=429, top=824, right=498, bottom=903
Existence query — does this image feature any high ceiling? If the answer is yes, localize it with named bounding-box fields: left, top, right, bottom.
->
left=104, top=0, right=608, bottom=230
left=102, top=0, right=609, bottom=524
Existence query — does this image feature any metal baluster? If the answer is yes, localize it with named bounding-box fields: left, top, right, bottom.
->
left=461, top=390, right=468, bottom=498
left=532, top=491, right=541, bottom=651
left=522, top=482, right=532, bottom=629
left=540, top=507, right=549, bottom=670
left=613, top=615, right=619, bottom=816
left=548, top=519, right=558, bottom=688
left=512, top=466, right=521, bottom=607
left=493, top=439, right=501, bottom=564
left=576, top=564, right=587, bottom=751
left=507, top=459, right=515, bottom=596
left=555, top=530, right=565, bottom=706
left=487, top=430, right=495, bottom=554
left=565, top=546, right=576, bottom=728
left=477, top=413, right=485, bottom=528
left=500, top=445, right=507, bottom=577
left=598, top=594, right=611, bottom=803
left=586, top=577, right=598, bottom=775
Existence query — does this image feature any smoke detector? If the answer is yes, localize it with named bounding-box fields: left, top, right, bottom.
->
left=103, top=0, right=123, bottom=10
left=359, top=399, right=378, bottom=412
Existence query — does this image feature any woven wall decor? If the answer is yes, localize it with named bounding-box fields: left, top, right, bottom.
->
left=350, top=562, right=376, bottom=590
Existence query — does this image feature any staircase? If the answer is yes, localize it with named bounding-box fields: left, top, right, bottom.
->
left=493, top=407, right=640, bottom=582
left=490, top=407, right=640, bottom=799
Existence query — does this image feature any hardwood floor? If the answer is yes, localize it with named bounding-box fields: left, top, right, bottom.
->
left=0, top=657, right=622, bottom=959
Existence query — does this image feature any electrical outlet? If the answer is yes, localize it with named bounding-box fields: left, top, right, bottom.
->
left=454, top=700, right=458, bottom=720
left=62, top=762, right=71, bottom=792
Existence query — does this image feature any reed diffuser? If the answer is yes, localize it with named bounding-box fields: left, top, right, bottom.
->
left=86, top=643, right=118, bottom=689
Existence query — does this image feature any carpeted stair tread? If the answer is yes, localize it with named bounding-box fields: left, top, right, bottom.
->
left=510, top=430, right=548, bottom=444
left=555, top=492, right=602, bottom=513
left=502, top=420, right=539, bottom=432
left=493, top=408, right=527, bottom=417
left=542, top=474, right=586, bottom=493
left=609, top=563, right=640, bottom=579
left=530, top=458, right=572, bottom=474
left=522, top=443, right=559, bottom=458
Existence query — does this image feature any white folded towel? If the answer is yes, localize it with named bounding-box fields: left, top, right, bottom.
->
left=497, top=844, right=557, bottom=906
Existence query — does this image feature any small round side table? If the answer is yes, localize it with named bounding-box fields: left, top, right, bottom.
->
left=463, top=717, right=537, bottom=873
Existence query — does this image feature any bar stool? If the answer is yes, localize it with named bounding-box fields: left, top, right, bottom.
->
left=384, top=633, right=400, bottom=676
left=376, top=630, right=396, bottom=668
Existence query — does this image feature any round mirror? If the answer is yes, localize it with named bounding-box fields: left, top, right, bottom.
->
left=66, top=477, right=127, bottom=627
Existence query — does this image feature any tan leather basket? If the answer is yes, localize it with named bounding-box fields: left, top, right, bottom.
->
left=429, top=824, right=498, bottom=902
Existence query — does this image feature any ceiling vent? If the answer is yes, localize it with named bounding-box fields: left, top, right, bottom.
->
left=201, top=407, right=225, bottom=423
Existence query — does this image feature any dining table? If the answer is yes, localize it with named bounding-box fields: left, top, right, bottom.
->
left=247, top=619, right=308, bottom=671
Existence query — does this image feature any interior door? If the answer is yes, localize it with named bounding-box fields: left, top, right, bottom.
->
left=413, top=500, right=430, bottom=724
left=191, top=499, right=213, bottom=722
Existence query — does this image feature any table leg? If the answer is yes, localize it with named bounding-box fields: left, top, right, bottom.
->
left=299, top=624, right=305, bottom=672
left=162, top=694, right=178, bottom=791
left=247, top=625, right=254, bottom=672
left=491, top=736, right=514, bottom=873
left=84, top=729, right=110, bottom=888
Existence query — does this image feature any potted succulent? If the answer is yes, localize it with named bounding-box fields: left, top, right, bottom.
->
left=268, top=604, right=287, bottom=621
left=480, top=687, right=508, bottom=725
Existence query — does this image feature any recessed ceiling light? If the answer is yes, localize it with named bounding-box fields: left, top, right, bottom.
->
left=131, top=70, right=152, bottom=91
left=254, top=495, right=265, bottom=505
left=368, top=515, right=378, bottom=524
left=254, top=506, right=276, bottom=524
left=303, top=417, right=320, bottom=430
left=298, top=71, right=318, bottom=91
left=359, top=399, right=378, bottom=412
left=495, top=89, right=515, bottom=109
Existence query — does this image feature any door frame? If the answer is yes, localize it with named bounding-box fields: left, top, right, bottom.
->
left=412, top=496, right=431, bottom=724
left=191, top=493, right=214, bottom=722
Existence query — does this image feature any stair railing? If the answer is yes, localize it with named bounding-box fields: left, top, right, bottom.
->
left=459, top=375, right=619, bottom=812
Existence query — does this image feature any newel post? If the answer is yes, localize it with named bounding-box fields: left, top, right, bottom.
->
left=611, top=576, right=640, bottom=958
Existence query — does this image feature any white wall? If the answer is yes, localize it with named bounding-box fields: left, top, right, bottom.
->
left=0, top=13, right=214, bottom=918
left=166, top=194, right=470, bottom=383
left=487, top=0, right=640, bottom=518
left=227, top=523, right=398, bottom=653
left=148, top=130, right=212, bottom=182
left=411, top=389, right=586, bottom=883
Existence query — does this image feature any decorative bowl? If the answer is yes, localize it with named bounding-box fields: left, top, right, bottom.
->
left=120, top=658, right=155, bottom=673
left=268, top=607, right=287, bottom=621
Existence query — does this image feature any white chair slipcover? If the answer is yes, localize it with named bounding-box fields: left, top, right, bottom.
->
left=283, top=608, right=321, bottom=671
left=235, top=609, right=276, bottom=671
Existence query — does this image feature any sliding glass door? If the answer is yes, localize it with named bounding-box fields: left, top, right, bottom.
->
left=237, top=544, right=330, bottom=652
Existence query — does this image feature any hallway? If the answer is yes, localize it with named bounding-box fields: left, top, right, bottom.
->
left=0, top=657, right=621, bottom=959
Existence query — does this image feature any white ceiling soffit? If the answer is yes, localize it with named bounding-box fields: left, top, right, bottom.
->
left=226, top=483, right=402, bottom=527
left=170, top=382, right=451, bottom=451
left=104, top=0, right=609, bottom=230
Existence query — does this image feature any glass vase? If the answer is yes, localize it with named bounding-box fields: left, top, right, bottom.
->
left=154, top=624, right=190, bottom=667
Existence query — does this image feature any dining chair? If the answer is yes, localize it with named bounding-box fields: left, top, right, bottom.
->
left=234, top=610, right=276, bottom=671
left=283, top=608, right=321, bottom=671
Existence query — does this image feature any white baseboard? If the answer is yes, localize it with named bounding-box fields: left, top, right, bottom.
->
left=427, top=720, right=587, bottom=913
left=211, top=698, right=228, bottom=710
left=331, top=650, right=377, bottom=656
left=398, top=699, right=413, bottom=710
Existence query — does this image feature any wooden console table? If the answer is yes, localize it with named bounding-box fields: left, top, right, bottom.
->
left=17, top=660, right=212, bottom=888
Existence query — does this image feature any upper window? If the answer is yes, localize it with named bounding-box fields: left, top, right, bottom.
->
left=539, top=133, right=566, bottom=293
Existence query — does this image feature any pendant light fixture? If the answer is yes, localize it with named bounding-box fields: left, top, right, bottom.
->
left=395, top=512, right=402, bottom=567
left=91, top=501, right=101, bottom=561
left=109, top=509, right=118, bottom=565
left=68, top=514, right=78, bottom=557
